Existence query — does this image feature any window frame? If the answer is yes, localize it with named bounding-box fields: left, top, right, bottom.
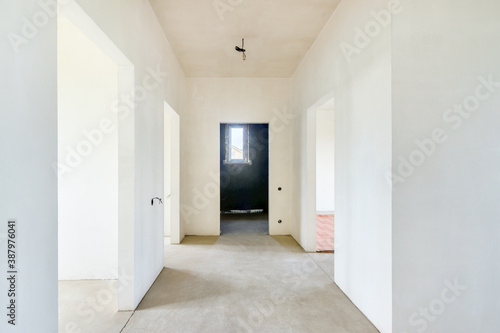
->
left=224, top=124, right=251, bottom=165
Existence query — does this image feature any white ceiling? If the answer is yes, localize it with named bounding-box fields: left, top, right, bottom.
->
left=149, top=0, right=341, bottom=78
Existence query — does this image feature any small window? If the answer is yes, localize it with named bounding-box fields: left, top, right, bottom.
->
left=225, top=124, right=251, bottom=164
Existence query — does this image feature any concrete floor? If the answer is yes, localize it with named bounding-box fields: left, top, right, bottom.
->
left=59, top=234, right=378, bottom=333
left=58, top=280, right=132, bottom=333
left=220, top=213, right=269, bottom=235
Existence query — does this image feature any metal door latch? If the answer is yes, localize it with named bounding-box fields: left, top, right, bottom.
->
left=151, top=197, right=163, bottom=205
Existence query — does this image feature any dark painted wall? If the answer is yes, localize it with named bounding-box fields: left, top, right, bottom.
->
left=220, top=124, right=269, bottom=212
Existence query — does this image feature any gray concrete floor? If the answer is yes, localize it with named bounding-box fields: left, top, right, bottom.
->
left=59, top=234, right=378, bottom=333
left=220, top=213, right=269, bottom=235
left=58, top=280, right=133, bottom=333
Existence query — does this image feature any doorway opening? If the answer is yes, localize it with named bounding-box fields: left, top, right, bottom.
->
left=57, top=3, right=135, bottom=331
left=306, top=94, right=335, bottom=252
left=219, top=123, right=269, bottom=235
left=315, top=99, right=335, bottom=252
left=164, top=102, right=181, bottom=244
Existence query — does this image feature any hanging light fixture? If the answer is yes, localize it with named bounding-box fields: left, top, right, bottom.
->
left=235, top=38, right=246, bottom=60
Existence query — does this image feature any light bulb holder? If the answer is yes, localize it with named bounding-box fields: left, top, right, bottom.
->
left=235, top=38, right=247, bottom=61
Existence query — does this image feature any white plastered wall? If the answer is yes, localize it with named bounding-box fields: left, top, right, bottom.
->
left=181, top=78, right=292, bottom=236
left=164, top=109, right=172, bottom=237
left=291, top=0, right=393, bottom=331
left=57, top=14, right=119, bottom=280
left=392, top=0, right=500, bottom=332
left=0, top=1, right=58, bottom=331
left=164, top=101, right=181, bottom=243
left=70, top=0, right=187, bottom=309
left=316, top=108, right=335, bottom=213
left=2, top=0, right=187, bottom=327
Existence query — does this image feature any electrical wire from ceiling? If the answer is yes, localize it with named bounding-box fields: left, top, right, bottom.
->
left=235, top=38, right=246, bottom=60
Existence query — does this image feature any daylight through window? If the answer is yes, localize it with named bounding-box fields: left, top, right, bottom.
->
left=225, top=124, right=251, bottom=164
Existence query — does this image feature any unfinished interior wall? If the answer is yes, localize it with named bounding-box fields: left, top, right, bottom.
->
left=0, top=1, right=58, bottom=331
left=57, top=15, right=119, bottom=280
left=316, top=109, right=335, bottom=213
left=182, top=78, right=291, bottom=236
left=72, top=0, right=186, bottom=308
left=291, top=0, right=392, bottom=331
left=164, top=101, right=181, bottom=243
left=392, top=0, right=500, bottom=332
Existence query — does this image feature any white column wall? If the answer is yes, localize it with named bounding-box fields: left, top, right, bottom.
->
left=291, top=0, right=393, bottom=331
left=392, top=1, right=500, bottom=332
left=182, top=78, right=292, bottom=236
left=0, top=1, right=58, bottom=331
